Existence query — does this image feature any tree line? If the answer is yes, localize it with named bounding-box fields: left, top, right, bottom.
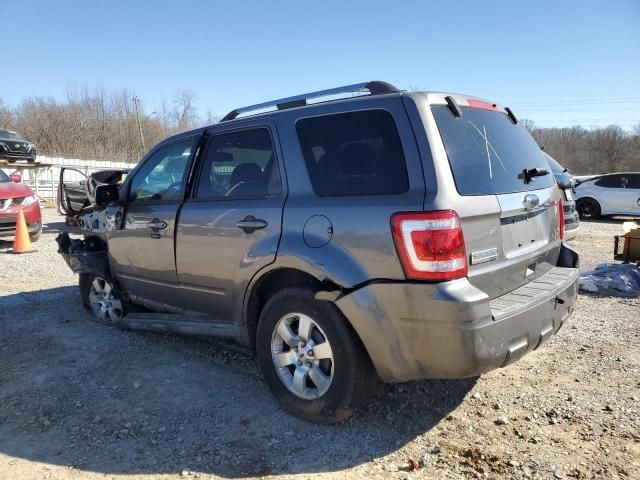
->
left=0, top=88, right=638, bottom=174
left=521, top=119, right=639, bottom=175
left=0, top=87, right=213, bottom=163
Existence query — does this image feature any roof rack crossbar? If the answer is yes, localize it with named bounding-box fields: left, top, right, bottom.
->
left=221, top=81, right=400, bottom=121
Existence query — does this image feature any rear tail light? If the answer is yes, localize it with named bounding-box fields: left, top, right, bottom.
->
left=557, top=198, right=565, bottom=240
left=391, top=210, right=468, bottom=281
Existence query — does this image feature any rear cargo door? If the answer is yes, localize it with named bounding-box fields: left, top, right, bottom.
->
left=431, top=102, right=562, bottom=299
left=58, top=167, right=88, bottom=215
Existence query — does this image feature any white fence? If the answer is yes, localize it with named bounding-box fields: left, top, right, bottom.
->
left=1, top=156, right=137, bottom=205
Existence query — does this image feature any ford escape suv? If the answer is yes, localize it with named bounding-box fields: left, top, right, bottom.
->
left=58, top=81, right=579, bottom=423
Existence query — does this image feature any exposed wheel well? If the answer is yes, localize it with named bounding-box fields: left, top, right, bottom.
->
left=245, top=268, right=342, bottom=350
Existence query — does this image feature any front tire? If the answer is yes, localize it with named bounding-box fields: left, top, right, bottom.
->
left=256, top=288, right=375, bottom=424
left=79, top=273, right=125, bottom=325
left=577, top=198, right=601, bottom=219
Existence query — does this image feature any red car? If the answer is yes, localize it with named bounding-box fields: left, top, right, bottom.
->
left=0, top=169, right=42, bottom=241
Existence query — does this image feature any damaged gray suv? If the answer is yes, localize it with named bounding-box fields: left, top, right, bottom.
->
left=58, top=81, right=579, bottom=423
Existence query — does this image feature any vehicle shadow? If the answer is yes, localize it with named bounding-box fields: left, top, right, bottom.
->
left=43, top=220, right=78, bottom=235
left=0, top=286, right=476, bottom=478
left=580, top=216, right=638, bottom=225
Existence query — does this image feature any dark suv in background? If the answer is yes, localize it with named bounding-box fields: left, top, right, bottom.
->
left=59, top=82, right=579, bottom=423
left=0, top=129, right=37, bottom=163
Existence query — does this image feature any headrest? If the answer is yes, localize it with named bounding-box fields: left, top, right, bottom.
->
left=210, top=151, right=234, bottom=163
left=230, top=163, right=262, bottom=186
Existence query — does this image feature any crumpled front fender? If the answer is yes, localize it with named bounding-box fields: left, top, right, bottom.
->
left=56, top=232, right=112, bottom=280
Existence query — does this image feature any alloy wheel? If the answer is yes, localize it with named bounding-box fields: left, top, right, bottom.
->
left=270, top=313, right=334, bottom=400
left=88, top=277, right=123, bottom=323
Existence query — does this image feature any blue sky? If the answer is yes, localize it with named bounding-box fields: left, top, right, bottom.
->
left=2, top=0, right=639, bottom=129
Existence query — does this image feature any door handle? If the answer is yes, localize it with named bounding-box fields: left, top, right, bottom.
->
left=236, top=215, right=267, bottom=233
left=147, top=219, right=168, bottom=230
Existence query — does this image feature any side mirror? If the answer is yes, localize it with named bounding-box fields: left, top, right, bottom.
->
left=94, top=184, right=120, bottom=207
left=10, top=173, right=21, bottom=183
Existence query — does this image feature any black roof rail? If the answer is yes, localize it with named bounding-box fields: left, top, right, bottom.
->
left=221, top=81, right=401, bottom=121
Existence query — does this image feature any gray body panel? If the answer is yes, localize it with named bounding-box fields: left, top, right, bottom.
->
left=93, top=86, right=579, bottom=383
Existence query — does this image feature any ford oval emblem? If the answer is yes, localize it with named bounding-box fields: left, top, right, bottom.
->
left=523, top=193, right=540, bottom=210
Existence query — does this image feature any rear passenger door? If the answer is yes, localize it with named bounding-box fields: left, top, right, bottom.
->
left=175, top=121, right=285, bottom=320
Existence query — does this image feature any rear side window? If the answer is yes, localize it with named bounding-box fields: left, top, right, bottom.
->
left=196, top=128, right=281, bottom=199
left=595, top=174, right=637, bottom=189
left=432, top=106, right=554, bottom=195
left=296, top=110, right=409, bottom=196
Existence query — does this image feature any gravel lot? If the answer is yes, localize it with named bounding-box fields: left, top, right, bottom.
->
left=0, top=209, right=638, bottom=480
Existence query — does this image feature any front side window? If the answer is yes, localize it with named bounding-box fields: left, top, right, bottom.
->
left=196, top=128, right=281, bottom=199
left=296, top=110, right=409, bottom=196
left=128, top=139, right=193, bottom=202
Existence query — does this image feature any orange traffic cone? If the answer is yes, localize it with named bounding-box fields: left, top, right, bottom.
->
left=11, top=208, right=34, bottom=254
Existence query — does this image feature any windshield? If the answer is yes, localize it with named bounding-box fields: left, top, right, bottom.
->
left=0, top=130, right=23, bottom=140
left=432, top=106, right=555, bottom=195
left=0, top=170, right=10, bottom=182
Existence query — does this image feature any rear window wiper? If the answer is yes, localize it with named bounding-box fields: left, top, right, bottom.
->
left=520, top=167, right=549, bottom=184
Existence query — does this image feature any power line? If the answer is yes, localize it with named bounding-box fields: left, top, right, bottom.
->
left=512, top=97, right=640, bottom=107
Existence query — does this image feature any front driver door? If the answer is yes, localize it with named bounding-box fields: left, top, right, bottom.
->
left=107, top=136, right=198, bottom=305
left=58, top=167, right=88, bottom=216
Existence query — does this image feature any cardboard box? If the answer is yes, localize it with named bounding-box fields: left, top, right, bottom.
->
left=626, top=228, right=640, bottom=260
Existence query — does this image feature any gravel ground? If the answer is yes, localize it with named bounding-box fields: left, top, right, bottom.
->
left=0, top=209, right=638, bottom=480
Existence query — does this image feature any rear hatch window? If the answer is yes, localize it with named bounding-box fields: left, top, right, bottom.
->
left=432, top=106, right=554, bottom=195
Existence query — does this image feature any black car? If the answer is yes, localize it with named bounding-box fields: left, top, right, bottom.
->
left=546, top=154, right=579, bottom=239
left=0, top=129, right=37, bottom=163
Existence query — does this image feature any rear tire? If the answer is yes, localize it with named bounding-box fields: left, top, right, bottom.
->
left=576, top=198, right=601, bottom=219
left=256, top=288, right=376, bottom=424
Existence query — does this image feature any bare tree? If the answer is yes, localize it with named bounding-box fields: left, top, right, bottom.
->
left=1, top=87, right=209, bottom=162
left=2, top=87, right=638, bottom=171
left=0, top=99, right=13, bottom=127
left=520, top=118, right=536, bottom=133
left=172, top=89, right=198, bottom=131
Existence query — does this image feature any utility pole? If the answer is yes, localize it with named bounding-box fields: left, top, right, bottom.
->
left=133, top=96, right=146, bottom=156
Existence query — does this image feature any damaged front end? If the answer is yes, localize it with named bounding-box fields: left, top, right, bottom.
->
left=56, top=231, right=111, bottom=280
left=56, top=203, right=122, bottom=279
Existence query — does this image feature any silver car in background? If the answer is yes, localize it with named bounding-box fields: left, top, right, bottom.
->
left=574, top=172, right=640, bottom=219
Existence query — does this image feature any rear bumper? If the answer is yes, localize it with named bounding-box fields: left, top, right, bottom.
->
left=336, top=244, right=580, bottom=382
left=564, top=221, right=579, bottom=240
left=564, top=211, right=580, bottom=240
